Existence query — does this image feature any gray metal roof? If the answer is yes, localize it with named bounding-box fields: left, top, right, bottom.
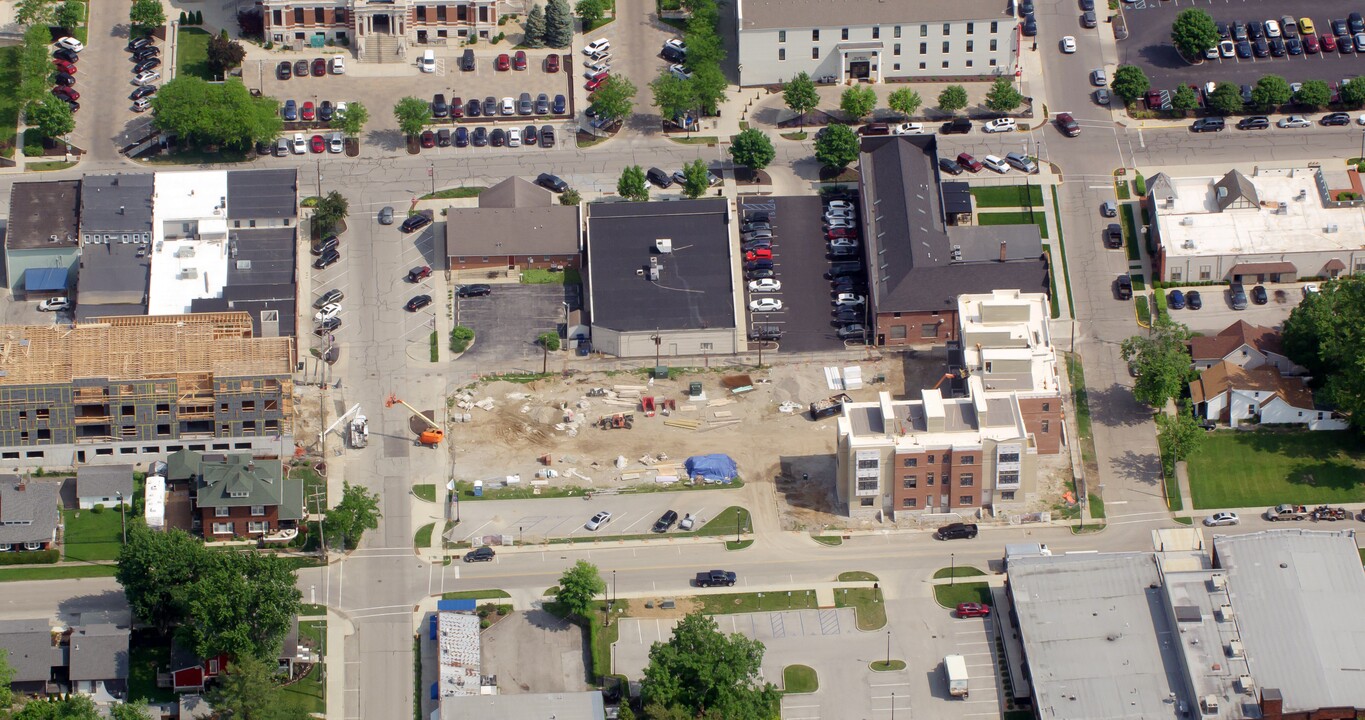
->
left=76, top=465, right=134, bottom=500
left=739, top=0, right=1015, bottom=30
left=1213, top=529, right=1365, bottom=713
left=68, top=623, right=129, bottom=681
left=226, top=169, right=297, bottom=219
left=0, top=619, right=61, bottom=682
left=75, top=241, right=149, bottom=308
left=7, top=180, right=80, bottom=250
left=586, top=199, right=737, bottom=333
left=1009, top=553, right=1190, bottom=720
left=80, top=174, right=154, bottom=235
left=445, top=206, right=581, bottom=258
left=439, top=691, right=605, bottom=720
left=0, top=477, right=61, bottom=546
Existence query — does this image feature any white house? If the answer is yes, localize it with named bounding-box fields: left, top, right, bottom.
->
left=76, top=465, right=133, bottom=510
left=735, top=0, right=1019, bottom=87
left=1190, top=361, right=1347, bottom=431
left=1188, top=320, right=1306, bottom=375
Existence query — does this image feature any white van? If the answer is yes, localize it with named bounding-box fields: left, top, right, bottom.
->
left=982, top=155, right=1010, bottom=174
left=419, top=49, right=436, bottom=73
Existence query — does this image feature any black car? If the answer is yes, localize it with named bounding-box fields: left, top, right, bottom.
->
left=54, top=48, right=79, bottom=64
left=457, top=284, right=492, bottom=297
left=741, top=222, right=771, bottom=233
left=746, top=211, right=771, bottom=224
left=1229, top=282, right=1248, bottom=310
left=405, top=294, right=433, bottom=311
left=938, top=157, right=963, bottom=175
left=745, top=268, right=775, bottom=280
left=1251, top=285, right=1268, bottom=305
left=313, top=249, right=341, bottom=269
left=293, top=59, right=308, bottom=77
left=467, top=97, right=482, bottom=117
left=833, top=309, right=861, bottom=323
left=463, top=546, right=495, bottom=562
left=1019, top=0, right=1034, bottom=15
left=133, top=46, right=160, bottom=62
left=1187, top=290, right=1202, bottom=310
left=129, top=85, right=156, bottom=101
left=1253, top=37, right=1269, bottom=57
left=134, top=58, right=161, bottom=74
left=1237, top=116, right=1270, bottom=130
left=1351, top=11, right=1364, bottom=34
left=1022, top=14, right=1037, bottom=36
left=1081, top=11, right=1096, bottom=28
left=1236, top=40, right=1252, bottom=58
left=647, top=167, right=673, bottom=187
left=524, top=125, right=538, bottom=145
left=490, top=128, right=505, bottom=147
left=1116, top=274, right=1133, bottom=300
left=1334, top=18, right=1351, bottom=36
left=1216, top=21, right=1229, bottom=39
left=128, top=36, right=153, bottom=51
left=935, top=522, right=978, bottom=540
left=276, top=60, right=291, bottom=80
left=541, top=125, right=556, bottom=147
left=436, top=128, right=450, bottom=147
left=401, top=214, right=433, bottom=233
left=454, top=127, right=469, bottom=147
left=1286, top=36, right=1302, bottom=55
left=315, top=288, right=345, bottom=307
left=1079, top=0, right=1093, bottom=10
left=537, top=173, right=568, bottom=192
left=1248, top=20, right=1264, bottom=39
left=535, top=93, right=550, bottom=114
left=941, top=118, right=972, bottom=134
left=315, top=317, right=341, bottom=334
left=460, top=48, right=476, bottom=71
left=1270, top=37, right=1286, bottom=56
left=1104, top=224, right=1123, bottom=249
left=651, top=510, right=679, bottom=533
left=311, top=234, right=340, bottom=256
left=472, top=127, right=488, bottom=146
left=831, top=277, right=866, bottom=293
left=319, top=100, right=334, bottom=122
left=1340, top=35, right=1357, bottom=53
left=53, top=72, right=75, bottom=86
left=748, top=325, right=782, bottom=341
left=483, top=96, right=498, bottom=116
left=432, top=94, right=449, bottom=118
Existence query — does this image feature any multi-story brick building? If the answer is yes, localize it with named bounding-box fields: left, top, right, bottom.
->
left=166, top=450, right=304, bottom=539
left=261, top=0, right=503, bottom=60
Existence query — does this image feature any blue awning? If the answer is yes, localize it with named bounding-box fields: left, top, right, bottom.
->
left=24, top=267, right=67, bottom=292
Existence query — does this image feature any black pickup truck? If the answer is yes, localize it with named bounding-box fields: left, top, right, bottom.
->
left=694, top=569, right=737, bottom=588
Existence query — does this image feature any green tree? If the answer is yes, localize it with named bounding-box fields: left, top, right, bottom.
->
left=1294, top=79, right=1332, bottom=109
left=616, top=703, right=637, bottom=720
left=1120, top=318, right=1197, bottom=408
left=1206, top=82, right=1244, bottom=114
left=782, top=72, right=819, bottom=127
left=28, top=95, right=75, bottom=139
left=575, top=0, right=607, bottom=30
left=643, top=704, right=693, bottom=720
left=393, top=96, right=432, bottom=137
left=336, top=100, right=369, bottom=137
left=1156, top=405, right=1205, bottom=474
left=181, top=551, right=303, bottom=661
left=544, top=0, right=573, bottom=47
left=985, top=77, right=1024, bottom=113
left=13, top=695, right=101, bottom=720
left=117, top=525, right=207, bottom=631
left=1110, top=65, right=1151, bottom=103
left=682, top=28, right=724, bottom=73
left=1171, top=8, right=1218, bottom=59
left=592, top=74, right=637, bottom=123
left=1170, top=84, right=1199, bottom=112
left=650, top=71, right=699, bottom=127
left=19, top=24, right=54, bottom=106
left=617, top=165, right=648, bottom=201
left=151, top=77, right=282, bottom=150
left=206, top=34, right=247, bottom=78
left=130, top=0, right=166, bottom=32
left=324, top=481, right=380, bottom=550
left=522, top=3, right=546, bottom=47
left=538, top=331, right=561, bottom=351
left=1282, top=276, right=1365, bottom=431
left=206, top=656, right=307, bottom=720
left=55, top=0, right=84, bottom=29
left=814, top=123, right=859, bottom=170
left=681, top=158, right=709, bottom=199
left=839, top=85, right=877, bottom=121
left=0, top=647, right=13, bottom=710
left=560, top=187, right=582, bottom=205
left=15, top=0, right=56, bottom=26
left=555, top=559, right=606, bottom=619
left=1340, top=76, right=1365, bottom=107
left=689, top=64, right=728, bottom=116
left=110, top=703, right=156, bottom=720
left=729, top=128, right=775, bottom=172
left=640, top=613, right=780, bottom=718
left=1250, top=74, right=1291, bottom=109
left=887, top=87, right=922, bottom=118
left=937, top=85, right=968, bottom=113
left=312, top=190, right=349, bottom=237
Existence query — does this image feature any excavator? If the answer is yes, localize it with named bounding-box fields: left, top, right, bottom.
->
left=385, top=395, right=445, bottom=446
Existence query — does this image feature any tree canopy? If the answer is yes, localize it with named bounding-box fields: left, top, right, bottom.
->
left=207, top=34, right=247, bottom=79
left=887, top=87, right=922, bottom=118
left=1206, top=82, right=1243, bottom=115
left=393, top=96, right=432, bottom=137
left=15, top=0, right=56, bottom=25
left=650, top=71, right=699, bottom=126
left=544, top=0, right=573, bottom=48
left=152, top=77, right=282, bottom=150
left=575, top=0, right=608, bottom=29
left=116, top=526, right=207, bottom=632
left=1294, top=79, right=1332, bottom=109
left=1110, top=65, right=1150, bottom=103
left=618, top=165, right=648, bottom=201
left=1281, top=276, right=1365, bottom=431
left=129, top=0, right=166, bottom=32
left=29, top=95, right=75, bottom=140
left=13, top=695, right=101, bottom=720
left=839, top=85, right=877, bottom=121
left=640, top=613, right=779, bottom=719
left=782, top=73, right=819, bottom=126
left=323, top=481, right=380, bottom=550
left=336, top=101, right=369, bottom=136
left=1171, top=8, right=1218, bottom=59
left=681, top=158, right=709, bottom=199
left=1340, top=76, right=1365, bottom=107
left=937, top=85, right=968, bottom=113
left=1250, top=74, right=1291, bottom=109
left=814, top=124, right=859, bottom=170
left=1157, top=404, right=1205, bottom=473
left=0, top=648, right=13, bottom=710
left=592, top=75, right=637, bottom=123
left=729, top=128, right=775, bottom=171
left=55, top=0, right=84, bottom=29
left=984, top=77, right=1024, bottom=113
left=312, top=190, right=349, bottom=237
left=1120, top=318, right=1197, bottom=408
left=1170, top=84, right=1199, bottom=112
left=522, top=4, right=546, bottom=47
left=555, top=559, right=606, bottom=619
left=206, top=656, right=312, bottom=720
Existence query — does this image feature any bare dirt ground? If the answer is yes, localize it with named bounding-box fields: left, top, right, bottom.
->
left=625, top=597, right=700, bottom=620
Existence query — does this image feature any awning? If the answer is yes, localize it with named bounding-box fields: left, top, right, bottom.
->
left=1322, top=258, right=1346, bottom=272
left=23, top=267, right=67, bottom=292
left=1228, top=262, right=1296, bottom=276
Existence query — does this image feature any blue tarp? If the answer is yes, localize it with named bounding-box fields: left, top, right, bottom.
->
left=23, top=267, right=67, bottom=292
left=685, top=454, right=738, bottom=483
left=437, top=599, right=477, bottom=612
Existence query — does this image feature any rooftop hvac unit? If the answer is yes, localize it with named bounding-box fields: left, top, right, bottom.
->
left=1297, top=189, right=1307, bottom=200
left=655, top=238, right=673, bottom=253
left=175, top=246, right=197, bottom=258
left=1202, top=695, right=1219, bottom=713
left=179, top=268, right=199, bottom=280
left=1208, top=573, right=1226, bottom=590
left=1183, top=240, right=1195, bottom=249
left=1218, top=604, right=1234, bottom=621
left=1238, top=675, right=1256, bottom=694
left=1180, top=217, right=1195, bottom=226
left=648, top=265, right=660, bottom=281
left=236, top=260, right=252, bottom=270
left=48, top=235, right=59, bottom=243
left=1325, top=224, right=1339, bottom=233
left=1228, top=640, right=1244, bottom=658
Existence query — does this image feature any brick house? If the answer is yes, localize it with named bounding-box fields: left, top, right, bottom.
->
left=166, top=451, right=304, bottom=539
left=446, top=177, right=582, bottom=278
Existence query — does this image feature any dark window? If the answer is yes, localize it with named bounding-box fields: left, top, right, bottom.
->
left=966, top=40, right=973, bottom=52
left=926, top=472, right=935, bottom=486
left=778, top=48, right=785, bottom=60
left=943, top=23, right=950, bottom=35
left=942, top=41, right=950, bottom=52
left=959, top=495, right=973, bottom=505
left=903, top=498, right=916, bottom=508
left=812, top=29, right=820, bottom=41
left=959, top=474, right=974, bottom=487
left=1042, top=402, right=1050, bottom=412
left=314, top=7, right=324, bottom=23
left=991, top=21, right=998, bottom=33
left=1041, top=420, right=1051, bottom=433
left=903, top=476, right=917, bottom=488
left=990, top=39, right=998, bottom=51
left=778, top=30, right=786, bottom=42
left=967, top=22, right=974, bottom=34
left=812, top=47, right=819, bottom=59
left=903, top=458, right=917, bottom=467
left=927, top=455, right=935, bottom=464
left=841, top=28, right=849, bottom=40
left=416, top=6, right=426, bottom=20
left=857, top=458, right=878, bottom=470
left=919, top=42, right=927, bottom=54
left=872, top=26, right=879, bottom=39
left=335, top=8, right=346, bottom=22
left=293, top=8, right=304, bottom=23
left=437, top=5, right=447, bottom=20
left=962, top=455, right=974, bottom=464
left=894, top=25, right=901, bottom=38
left=273, top=9, right=282, bottom=25
left=893, top=43, right=901, bottom=56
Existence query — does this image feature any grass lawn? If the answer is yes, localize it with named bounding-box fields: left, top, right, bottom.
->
left=289, top=462, right=327, bottom=507
left=280, top=621, right=326, bottom=716
left=668, top=135, right=719, bottom=145
left=413, top=484, right=436, bottom=502
left=414, top=522, right=434, bottom=549
left=812, top=535, right=842, bottom=546
left=421, top=186, right=487, bottom=200
left=1187, top=431, right=1365, bottom=508
left=176, top=28, right=214, bottom=80
left=521, top=267, right=582, bottom=284
left=0, top=564, right=116, bottom=582
left=834, top=587, right=887, bottom=630
left=970, top=185, right=1044, bottom=208
left=932, top=582, right=992, bottom=609
left=127, top=629, right=177, bottom=703
left=1120, top=202, right=1141, bottom=262
left=725, top=539, right=754, bottom=550
left=1050, top=186, right=1077, bottom=318
left=978, top=211, right=1048, bottom=239
left=1066, top=354, right=1094, bottom=465
left=695, top=590, right=818, bottom=615
left=870, top=659, right=906, bottom=671
left=838, top=571, right=878, bottom=582
left=783, top=665, right=818, bottom=693
left=932, top=566, right=985, bottom=579
left=697, top=506, right=750, bottom=536
left=29, top=160, right=77, bottom=171
left=0, top=46, right=21, bottom=157
left=441, top=589, right=511, bottom=600
left=62, top=507, right=125, bottom=562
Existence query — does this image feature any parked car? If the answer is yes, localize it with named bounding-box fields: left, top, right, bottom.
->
left=545, top=54, right=560, bottom=72
left=463, top=546, right=495, bottom=562
left=956, top=603, right=991, bottom=618
left=496, top=53, right=510, bottom=71
left=457, top=284, right=492, bottom=297
left=1251, top=285, right=1268, bottom=305
left=1229, top=282, right=1248, bottom=310
left=1321, top=112, right=1351, bottom=126
left=133, top=58, right=161, bottom=74
left=471, top=127, right=488, bottom=146
left=938, top=157, right=963, bottom=175
left=55, top=36, right=84, bottom=52
left=490, top=128, right=505, bottom=146
left=584, top=38, right=610, bottom=56
left=646, top=167, right=673, bottom=187
left=1101, top=200, right=1118, bottom=217
left=1191, top=117, right=1225, bottom=133
left=835, top=324, right=866, bottom=340
left=1168, top=289, right=1186, bottom=310
left=553, top=94, right=567, bottom=114
left=537, top=173, right=569, bottom=192
left=956, top=153, right=983, bottom=172
left=1278, top=115, right=1311, bottom=129
left=1005, top=152, right=1037, bottom=173
left=1187, top=290, right=1202, bottom=309
left=1237, top=116, right=1270, bottom=130
left=982, top=155, right=1010, bottom=174
left=749, top=278, right=781, bottom=292
left=311, top=57, right=326, bottom=76
left=378, top=207, right=394, bottom=225
left=1203, top=512, right=1240, bottom=527
left=313, top=249, right=340, bottom=269
left=1104, top=224, right=1123, bottom=249
left=291, top=132, right=306, bottom=154
left=585, top=511, right=612, bottom=530
left=541, top=125, right=556, bottom=147
left=749, top=298, right=783, bottom=312
left=513, top=50, right=527, bottom=70
left=1090, top=68, right=1107, bottom=86
left=461, top=49, right=476, bottom=71
left=419, top=130, right=435, bottom=148
left=282, top=99, right=298, bottom=121
left=405, top=295, right=433, bottom=311
left=1116, top=274, right=1133, bottom=300
left=37, top=297, right=70, bottom=312
left=407, top=265, right=433, bottom=282
left=651, top=510, right=679, bottom=533
left=935, top=522, right=978, bottom=540
left=401, top=214, right=433, bottom=233
left=431, top=94, right=449, bottom=118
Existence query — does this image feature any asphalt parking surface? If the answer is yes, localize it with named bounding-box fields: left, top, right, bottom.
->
left=738, top=196, right=858, bottom=354
left=1119, top=0, right=1365, bottom=90
left=452, top=490, right=735, bottom=543
left=454, top=283, right=577, bottom=369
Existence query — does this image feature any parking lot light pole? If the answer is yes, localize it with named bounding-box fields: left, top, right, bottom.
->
left=115, top=492, right=126, bottom=544
left=885, top=630, right=891, bottom=665
left=950, top=552, right=956, bottom=586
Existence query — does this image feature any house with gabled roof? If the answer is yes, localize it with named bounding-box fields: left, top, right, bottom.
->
left=166, top=451, right=304, bottom=539
left=0, top=476, right=60, bottom=552
left=1188, top=320, right=1305, bottom=375
left=1189, top=361, right=1346, bottom=430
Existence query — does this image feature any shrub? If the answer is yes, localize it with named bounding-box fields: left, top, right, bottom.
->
left=90, top=504, right=105, bottom=514
left=1134, top=173, right=1147, bottom=196
left=0, top=549, right=59, bottom=565
left=479, top=619, right=491, bottom=629
left=450, top=326, right=475, bottom=353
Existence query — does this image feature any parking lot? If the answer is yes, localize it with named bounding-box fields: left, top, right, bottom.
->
left=1157, top=280, right=1302, bottom=332
left=1120, top=0, right=1365, bottom=91
left=454, top=283, right=577, bottom=369
left=450, top=489, right=737, bottom=543
left=738, top=196, right=860, bottom=354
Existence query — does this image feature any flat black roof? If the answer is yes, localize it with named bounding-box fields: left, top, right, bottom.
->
left=586, top=199, right=736, bottom=333
left=76, top=242, right=149, bottom=310
left=195, top=227, right=297, bottom=336
left=227, top=169, right=297, bottom=219
left=81, top=174, right=154, bottom=235
left=7, top=181, right=80, bottom=250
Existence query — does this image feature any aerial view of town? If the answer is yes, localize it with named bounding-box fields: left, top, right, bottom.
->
left=0, top=0, right=1364, bottom=717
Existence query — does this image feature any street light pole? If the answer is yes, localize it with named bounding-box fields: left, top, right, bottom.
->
left=115, top=492, right=126, bottom=544
left=951, top=552, right=956, bottom=586
left=885, top=630, right=891, bottom=665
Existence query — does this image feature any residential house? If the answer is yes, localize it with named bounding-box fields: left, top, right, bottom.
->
left=0, top=477, right=60, bottom=552
left=5, top=180, right=80, bottom=295
left=0, top=614, right=129, bottom=697
left=446, top=177, right=582, bottom=277
left=1189, top=361, right=1346, bottom=430
left=1188, top=320, right=1306, bottom=375
left=171, top=619, right=306, bottom=692
left=75, top=464, right=134, bottom=509
left=166, top=451, right=304, bottom=539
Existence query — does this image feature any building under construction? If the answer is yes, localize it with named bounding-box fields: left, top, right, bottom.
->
left=0, top=312, right=295, bottom=469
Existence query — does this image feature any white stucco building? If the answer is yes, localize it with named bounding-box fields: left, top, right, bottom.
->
left=735, top=0, right=1020, bottom=86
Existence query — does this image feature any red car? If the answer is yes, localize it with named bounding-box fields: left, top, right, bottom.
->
left=513, top=50, right=527, bottom=70
left=956, top=603, right=991, bottom=618
left=585, top=73, right=609, bottom=91
left=1055, top=112, right=1080, bottom=137
left=310, top=134, right=325, bottom=153
left=53, top=59, right=76, bottom=74
left=1322, top=33, right=1338, bottom=52
left=545, top=54, right=560, bottom=73
left=407, top=265, right=432, bottom=282
left=827, top=227, right=858, bottom=239
left=956, top=152, right=983, bottom=173
left=745, top=248, right=772, bottom=261
left=311, top=57, right=326, bottom=77
left=301, top=101, right=316, bottom=121
left=450, top=96, right=464, bottom=118
left=496, top=53, right=510, bottom=71
left=420, top=130, right=436, bottom=148
left=52, top=86, right=79, bottom=101
left=1304, top=33, right=1320, bottom=53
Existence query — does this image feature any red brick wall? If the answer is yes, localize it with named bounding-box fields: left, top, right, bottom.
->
left=874, top=310, right=957, bottom=346
left=448, top=254, right=581, bottom=271
left=1017, top=395, right=1062, bottom=454
left=889, top=448, right=981, bottom=512
left=198, top=505, right=280, bottom=539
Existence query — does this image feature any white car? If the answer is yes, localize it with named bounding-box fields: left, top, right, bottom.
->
left=585, top=510, right=612, bottom=530
left=1265, top=19, right=1280, bottom=38
left=825, top=208, right=857, bottom=220
left=1204, top=45, right=1218, bottom=59
left=583, top=38, right=610, bottom=56
left=983, top=118, right=1017, bottom=133
left=1277, top=116, right=1311, bottom=128
left=292, top=133, right=306, bottom=154
left=335, top=101, right=348, bottom=118
left=827, top=200, right=855, bottom=211
left=314, top=303, right=342, bottom=322
left=834, top=293, right=866, bottom=307
left=133, top=70, right=161, bottom=86
left=1303, top=283, right=1320, bottom=295
left=37, top=297, right=70, bottom=312
left=1219, top=40, right=1236, bottom=57
left=749, top=298, right=783, bottom=312
left=1061, top=36, right=1077, bottom=53
left=748, top=278, right=782, bottom=292
left=669, top=63, right=692, bottom=80
left=826, top=218, right=856, bottom=229
left=828, top=238, right=859, bottom=249
left=501, top=97, right=515, bottom=115
left=892, top=122, right=925, bottom=135
left=330, top=55, right=346, bottom=74
left=327, top=133, right=344, bottom=153
left=1203, top=512, right=1240, bottom=527
left=418, top=50, right=436, bottom=73
left=983, top=154, right=1011, bottom=174
left=55, top=36, right=83, bottom=52
left=665, top=38, right=686, bottom=53
left=507, top=127, right=522, bottom=147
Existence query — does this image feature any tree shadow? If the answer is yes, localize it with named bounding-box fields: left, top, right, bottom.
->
left=1084, top=383, right=1155, bottom=428
left=521, top=607, right=575, bottom=633
left=1107, top=448, right=1163, bottom=491
left=364, top=128, right=406, bottom=152
left=1135, top=43, right=1191, bottom=71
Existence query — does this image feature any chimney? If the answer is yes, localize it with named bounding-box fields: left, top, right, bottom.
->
left=998, top=240, right=1008, bottom=262
left=15, top=480, right=25, bottom=491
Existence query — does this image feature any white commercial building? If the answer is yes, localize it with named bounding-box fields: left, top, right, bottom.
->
left=735, top=0, right=1019, bottom=86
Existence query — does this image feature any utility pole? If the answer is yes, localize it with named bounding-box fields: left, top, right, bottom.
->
left=651, top=328, right=662, bottom=370
left=115, top=491, right=126, bottom=544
